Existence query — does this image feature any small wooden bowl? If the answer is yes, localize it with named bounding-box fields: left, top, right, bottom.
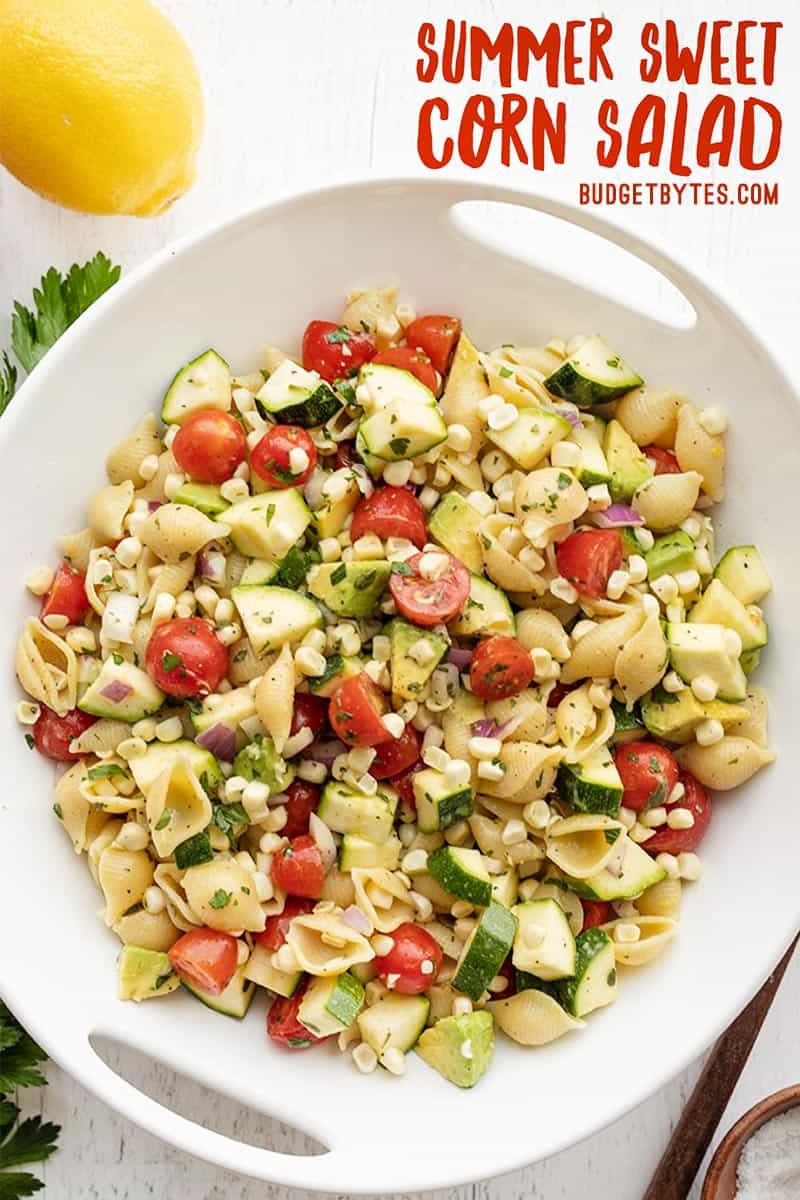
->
left=702, top=1085, right=800, bottom=1199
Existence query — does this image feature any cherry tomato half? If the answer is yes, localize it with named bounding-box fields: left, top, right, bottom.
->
left=41, top=561, right=89, bottom=625
left=168, top=927, right=238, bottom=996
left=267, top=985, right=326, bottom=1049
left=389, top=551, right=470, bottom=628
left=329, top=673, right=392, bottom=747
left=644, top=771, right=711, bottom=856
left=581, top=900, right=612, bottom=930
left=254, top=896, right=315, bottom=952
left=32, top=706, right=97, bottom=762
left=250, top=425, right=317, bottom=489
left=614, top=741, right=680, bottom=814
left=145, top=617, right=229, bottom=699
left=172, top=409, right=247, bottom=485
left=302, top=320, right=376, bottom=383
left=350, top=486, right=427, bottom=549
left=281, top=780, right=321, bottom=839
left=371, top=347, right=438, bottom=395
left=290, top=693, right=329, bottom=741
left=373, top=922, right=443, bottom=995
left=271, top=834, right=325, bottom=899
left=470, top=636, right=535, bottom=701
left=404, top=314, right=462, bottom=376
left=370, top=723, right=421, bottom=779
left=555, top=529, right=623, bottom=599
left=643, top=446, right=681, bottom=475
left=391, top=761, right=424, bottom=808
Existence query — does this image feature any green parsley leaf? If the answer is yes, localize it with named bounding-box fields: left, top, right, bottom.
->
left=265, top=503, right=276, bottom=527
left=23, top=735, right=34, bottom=751
left=161, top=651, right=183, bottom=672
left=112, top=652, right=124, bottom=666
left=330, top=563, right=347, bottom=586
left=213, top=802, right=249, bottom=836
left=0, top=1171, right=46, bottom=1198
left=52, top=803, right=63, bottom=820
left=0, top=354, right=17, bottom=419
left=185, top=697, right=203, bottom=715
left=11, top=254, right=120, bottom=375
left=354, top=569, right=377, bottom=591
left=87, top=763, right=127, bottom=781
left=390, top=561, right=413, bottom=575
left=498, top=366, right=513, bottom=379
left=388, top=437, right=410, bottom=457
left=557, top=472, right=572, bottom=490
left=0, top=1005, right=47, bottom=1092
left=0, top=1117, right=60, bottom=1171
left=208, top=888, right=232, bottom=910
left=155, top=809, right=172, bottom=831
left=324, top=325, right=352, bottom=345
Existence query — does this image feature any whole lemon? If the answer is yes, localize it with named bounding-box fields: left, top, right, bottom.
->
left=0, top=0, right=204, bottom=216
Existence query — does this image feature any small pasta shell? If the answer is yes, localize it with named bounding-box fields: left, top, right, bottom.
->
left=228, top=638, right=265, bottom=685
left=614, top=614, right=668, bottom=703
left=145, top=754, right=213, bottom=858
left=136, top=449, right=179, bottom=502
left=286, top=910, right=374, bottom=975
left=487, top=689, right=548, bottom=742
left=183, top=859, right=266, bottom=933
left=675, top=736, right=775, bottom=790
left=501, top=343, right=565, bottom=376
left=561, top=606, right=644, bottom=685
left=319, top=866, right=356, bottom=909
left=140, top=504, right=228, bottom=564
left=261, top=346, right=296, bottom=374
left=637, top=877, right=682, bottom=920
left=569, top=707, right=615, bottom=764
left=98, top=846, right=154, bottom=926
left=142, top=557, right=196, bottom=612
left=514, top=468, right=588, bottom=532
left=153, top=863, right=201, bottom=931
left=675, top=402, right=725, bottom=501
left=341, top=285, right=398, bottom=337
left=727, top=688, right=770, bottom=747
left=424, top=920, right=465, bottom=961
left=351, top=868, right=415, bottom=933
left=106, top=414, right=163, bottom=486
left=480, top=520, right=544, bottom=593
left=254, top=643, right=294, bottom=753
left=601, top=916, right=678, bottom=966
left=88, top=820, right=123, bottom=883
left=615, top=387, right=683, bottom=449
left=54, top=760, right=93, bottom=853
left=440, top=333, right=490, bottom=456
left=530, top=881, right=584, bottom=936
left=633, top=472, right=703, bottom=532
left=546, top=814, right=627, bottom=879
left=113, top=908, right=180, bottom=952
left=15, top=617, right=78, bottom=714
left=515, top=608, right=571, bottom=661
left=468, top=812, right=505, bottom=858
left=88, top=481, right=135, bottom=543
left=479, top=742, right=561, bottom=800
left=69, top=719, right=131, bottom=757
left=488, top=988, right=584, bottom=1046
left=59, top=527, right=96, bottom=574
left=556, top=683, right=596, bottom=752
left=224, top=550, right=250, bottom=594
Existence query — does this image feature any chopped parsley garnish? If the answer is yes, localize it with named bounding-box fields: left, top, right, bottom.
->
left=24, top=734, right=34, bottom=751
left=213, top=802, right=249, bottom=836
left=155, top=809, right=172, bottom=831
left=209, top=889, right=232, bottom=910
left=52, top=803, right=63, bottom=820
left=161, top=651, right=183, bottom=672
left=498, top=366, right=513, bottom=378
left=389, top=437, right=410, bottom=457
left=354, top=569, right=377, bottom=591
left=390, top=561, right=413, bottom=576
left=185, top=697, right=203, bottom=715
left=324, top=325, right=352, bottom=345
left=557, top=472, right=572, bottom=490
left=112, top=652, right=124, bottom=666
left=87, top=763, right=127, bottom=781
left=265, top=503, right=276, bottom=526
left=330, top=563, right=347, bottom=586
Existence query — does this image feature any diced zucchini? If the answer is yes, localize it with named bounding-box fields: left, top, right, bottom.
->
left=714, top=546, right=771, bottom=606
left=562, top=839, right=666, bottom=902
left=357, top=994, right=430, bottom=1056
left=610, top=700, right=645, bottom=745
left=453, top=902, right=518, bottom=1002
left=511, top=898, right=576, bottom=981
left=416, top=1011, right=494, bottom=1088
left=298, top=972, right=365, bottom=1037
left=428, top=492, right=484, bottom=573
left=317, top=781, right=398, bottom=844
left=161, top=349, right=231, bottom=424
left=307, top=561, right=391, bottom=618
left=183, top=963, right=255, bottom=1018
left=604, top=419, right=653, bottom=503
left=449, top=574, right=515, bottom=638
left=388, top=619, right=448, bottom=701
left=490, top=868, right=518, bottom=909
left=571, top=418, right=611, bottom=487
left=240, top=559, right=279, bottom=586
left=646, top=531, right=695, bottom=580
left=79, top=657, right=164, bottom=722
left=243, top=944, right=302, bottom=998
left=173, top=481, right=230, bottom=517
left=118, top=946, right=179, bottom=1002
left=191, top=685, right=256, bottom=739
left=308, top=653, right=363, bottom=698
left=358, top=365, right=446, bottom=460
left=666, top=622, right=748, bottom=702
left=556, top=748, right=623, bottom=817
left=413, top=767, right=473, bottom=833
left=255, top=359, right=342, bottom=428
left=174, top=831, right=214, bottom=870
left=427, top=846, right=492, bottom=907
left=640, top=687, right=748, bottom=744
left=339, top=832, right=402, bottom=871
left=232, top=585, right=323, bottom=655
left=222, top=489, right=311, bottom=561
left=129, top=739, right=224, bottom=796
left=543, top=336, right=643, bottom=408
left=689, top=579, right=768, bottom=652
left=557, top=928, right=618, bottom=1017
left=485, top=406, right=571, bottom=470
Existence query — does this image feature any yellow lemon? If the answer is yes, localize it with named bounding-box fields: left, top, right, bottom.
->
left=0, top=0, right=204, bottom=216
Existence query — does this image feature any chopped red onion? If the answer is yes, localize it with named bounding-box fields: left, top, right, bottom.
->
left=303, top=737, right=346, bottom=766
left=197, top=549, right=226, bottom=585
left=147, top=500, right=163, bottom=513
left=447, top=647, right=473, bottom=669
left=594, top=504, right=645, bottom=528
left=342, top=904, right=371, bottom=935
left=351, top=464, right=374, bottom=498
left=100, top=680, right=132, bottom=703
left=196, top=722, right=236, bottom=761
left=471, top=715, right=524, bottom=741
left=471, top=718, right=496, bottom=739
left=552, top=404, right=584, bottom=431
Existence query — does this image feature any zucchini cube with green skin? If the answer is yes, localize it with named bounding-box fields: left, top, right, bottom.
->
left=490, top=868, right=518, bottom=909
left=640, top=687, right=749, bottom=744
left=357, top=364, right=446, bottom=461
left=318, top=781, right=398, bottom=844
left=604, top=419, right=653, bottom=503
left=308, top=654, right=363, bottom=698
left=161, top=349, right=231, bottom=424
left=485, top=406, right=572, bottom=471
left=416, top=1011, right=494, bottom=1089
left=689, top=579, right=768, bottom=652
left=448, top=574, right=515, bottom=638
left=298, top=972, right=365, bottom=1038
left=129, top=740, right=223, bottom=796
left=173, top=481, right=230, bottom=517
left=453, top=902, right=518, bottom=1002
left=413, top=767, right=473, bottom=833
left=243, top=944, right=301, bottom=998
left=357, top=993, right=430, bottom=1057
left=339, top=832, right=402, bottom=871
left=714, top=546, right=771, bottom=606
left=307, top=561, right=391, bottom=618
left=556, top=748, right=623, bottom=817
left=388, top=619, right=448, bottom=701
left=428, top=492, right=484, bottom=573
left=556, top=928, right=618, bottom=1018
left=239, top=559, right=279, bottom=586
left=255, top=359, right=342, bottom=428
left=646, top=531, right=695, bottom=580
left=232, top=585, right=323, bottom=655
left=222, top=489, right=311, bottom=561
left=427, top=846, right=492, bottom=907
left=191, top=685, right=256, bottom=741
left=118, top=946, right=179, bottom=1001
left=666, top=622, right=748, bottom=702
left=609, top=699, right=645, bottom=745
left=512, top=898, right=577, bottom=981
left=183, top=964, right=255, bottom=1019
left=233, top=734, right=293, bottom=795
left=562, top=838, right=666, bottom=902
left=174, top=831, right=214, bottom=870
left=79, top=657, right=164, bottom=722
left=572, top=418, right=611, bottom=487
left=543, top=335, right=643, bottom=408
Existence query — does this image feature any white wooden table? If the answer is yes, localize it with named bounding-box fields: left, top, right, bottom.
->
left=2, top=1, right=799, bottom=1196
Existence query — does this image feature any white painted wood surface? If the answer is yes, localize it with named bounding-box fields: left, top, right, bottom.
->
left=2, top=1, right=799, bottom=1196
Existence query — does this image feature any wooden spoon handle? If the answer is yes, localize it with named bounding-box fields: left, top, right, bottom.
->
left=642, top=935, right=798, bottom=1200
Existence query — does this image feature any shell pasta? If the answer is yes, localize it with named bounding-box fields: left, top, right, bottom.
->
left=15, top=293, right=775, bottom=1087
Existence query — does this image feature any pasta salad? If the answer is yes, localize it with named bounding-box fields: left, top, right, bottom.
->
left=15, top=286, right=775, bottom=1088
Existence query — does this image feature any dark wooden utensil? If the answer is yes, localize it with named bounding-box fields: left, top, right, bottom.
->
left=642, top=935, right=798, bottom=1200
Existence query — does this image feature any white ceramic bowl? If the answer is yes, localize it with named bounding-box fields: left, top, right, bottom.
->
left=1, top=179, right=797, bottom=1194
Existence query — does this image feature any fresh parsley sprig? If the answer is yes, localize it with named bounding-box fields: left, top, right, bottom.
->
left=0, top=355, right=17, bottom=418
left=0, top=1004, right=60, bottom=1197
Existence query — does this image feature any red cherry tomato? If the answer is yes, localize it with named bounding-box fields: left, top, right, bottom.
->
left=404, top=314, right=462, bottom=376
left=41, top=561, right=89, bottom=625
left=335, top=440, right=357, bottom=470
left=370, top=724, right=421, bottom=779
left=302, top=320, right=376, bottom=383
left=614, top=741, right=680, bottom=814
left=391, top=761, right=423, bottom=808
left=271, top=834, right=325, bottom=899
left=373, top=922, right=443, bottom=995
left=290, top=693, right=329, bottom=741
left=145, top=617, right=229, bottom=699
left=250, top=425, right=317, bottom=489
left=470, top=636, right=535, bottom=701
left=371, top=347, right=438, bottom=394
left=350, top=486, right=427, bottom=549
left=555, top=529, right=623, bottom=599
left=547, top=682, right=574, bottom=708
left=32, top=706, right=97, bottom=762
left=581, top=900, right=612, bottom=930
left=172, top=409, right=247, bottom=485
left=168, top=927, right=238, bottom=996
left=329, top=673, right=392, bottom=747
left=389, top=551, right=470, bottom=628
left=644, top=771, right=711, bottom=856
left=267, top=985, right=326, bottom=1049
left=281, top=780, right=321, bottom=839
left=644, top=446, right=681, bottom=475
left=254, top=896, right=315, bottom=952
